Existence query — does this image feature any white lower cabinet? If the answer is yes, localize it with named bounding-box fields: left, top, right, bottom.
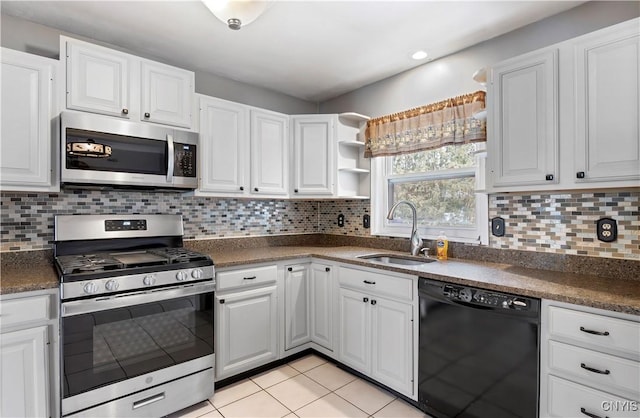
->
left=540, top=299, right=640, bottom=418
left=0, top=289, right=59, bottom=418
left=309, top=263, right=334, bottom=351
left=337, top=266, right=415, bottom=397
left=215, top=265, right=278, bottom=380
left=284, top=264, right=311, bottom=350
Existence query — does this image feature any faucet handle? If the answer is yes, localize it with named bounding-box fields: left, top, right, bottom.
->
left=420, top=247, right=430, bottom=257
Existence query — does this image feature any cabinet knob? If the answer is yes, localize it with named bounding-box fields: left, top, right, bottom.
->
left=294, top=189, right=298, bottom=193
left=239, top=186, right=244, bottom=191
left=287, top=267, right=292, bottom=271
left=254, top=187, right=259, bottom=192
left=576, top=171, right=585, bottom=179
left=371, top=299, right=377, bottom=305
left=144, top=112, right=150, bottom=118
left=363, top=297, right=369, bottom=303
left=122, top=108, right=129, bottom=115
left=325, top=267, right=330, bottom=272
left=545, top=174, right=554, bottom=181
left=219, top=299, right=225, bottom=304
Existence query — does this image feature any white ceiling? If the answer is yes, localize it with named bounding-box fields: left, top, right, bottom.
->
left=1, top=1, right=585, bottom=102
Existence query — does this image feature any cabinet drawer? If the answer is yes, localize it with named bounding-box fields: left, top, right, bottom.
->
left=217, top=265, right=277, bottom=291
left=0, top=294, right=51, bottom=328
left=546, top=375, right=638, bottom=418
left=338, top=266, right=413, bottom=301
left=548, top=340, right=640, bottom=397
left=548, top=306, right=640, bottom=358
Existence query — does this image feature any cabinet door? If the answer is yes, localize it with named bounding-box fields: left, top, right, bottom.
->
left=250, top=109, right=289, bottom=195
left=0, top=326, right=49, bottom=418
left=574, top=24, right=640, bottom=182
left=66, top=41, right=130, bottom=117
left=310, top=264, right=333, bottom=350
left=291, top=115, right=335, bottom=196
left=489, top=49, right=558, bottom=187
left=199, top=96, right=249, bottom=194
left=285, top=265, right=311, bottom=350
left=141, top=61, right=193, bottom=128
left=1, top=48, right=55, bottom=191
left=338, top=288, right=369, bottom=373
left=215, top=286, right=278, bottom=379
left=370, top=297, right=414, bottom=396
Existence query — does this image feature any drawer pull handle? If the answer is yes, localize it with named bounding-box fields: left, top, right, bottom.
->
left=580, top=363, right=610, bottom=375
left=580, top=407, right=608, bottom=418
left=363, top=280, right=376, bottom=285
left=244, top=276, right=257, bottom=280
left=133, top=392, right=165, bottom=410
left=580, top=326, right=610, bottom=336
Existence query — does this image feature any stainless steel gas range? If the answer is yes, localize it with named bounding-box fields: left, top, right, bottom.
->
left=54, top=214, right=215, bottom=417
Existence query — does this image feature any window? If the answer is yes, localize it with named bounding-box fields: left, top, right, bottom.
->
left=371, top=143, right=488, bottom=244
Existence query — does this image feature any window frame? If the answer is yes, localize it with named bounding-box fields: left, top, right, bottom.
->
left=370, top=145, right=488, bottom=245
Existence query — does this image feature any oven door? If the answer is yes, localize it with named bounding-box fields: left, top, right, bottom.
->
left=60, top=282, right=214, bottom=416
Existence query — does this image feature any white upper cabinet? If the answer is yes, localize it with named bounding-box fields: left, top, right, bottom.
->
left=63, top=37, right=194, bottom=129
left=291, top=115, right=335, bottom=197
left=487, top=18, right=639, bottom=192
left=199, top=96, right=249, bottom=194
left=140, top=61, right=193, bottom=128
left=250, top=109, right=289, bottom=196
left=488, top=49, right=559, bottom=188
left=573, top=20, right=640, bottom=183
left=1, top=48, right=58, bottom=191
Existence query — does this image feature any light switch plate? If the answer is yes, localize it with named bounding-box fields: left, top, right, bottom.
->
left=491, top=217, right=505, bottom=237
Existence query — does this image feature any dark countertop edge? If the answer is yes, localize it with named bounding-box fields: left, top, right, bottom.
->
left=2, top=245, right=638, bottom=316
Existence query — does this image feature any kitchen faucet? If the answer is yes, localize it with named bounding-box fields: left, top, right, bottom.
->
left=387, top=200, right=423, bottom=256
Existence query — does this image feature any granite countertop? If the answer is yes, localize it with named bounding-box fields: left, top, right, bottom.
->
left=2, top=245, right=639, bottom=315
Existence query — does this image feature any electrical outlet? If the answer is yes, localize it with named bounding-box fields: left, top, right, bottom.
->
left=363, top=214, right=370, bottom=229
left=596, top=218, right=617, bottom=242
left=337, top=214, right=345, bottom=227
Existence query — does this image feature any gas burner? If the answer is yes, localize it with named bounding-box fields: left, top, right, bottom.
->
left=148, top=248, right=210, bottom=264
left=56, top=254, right=123, bottom=274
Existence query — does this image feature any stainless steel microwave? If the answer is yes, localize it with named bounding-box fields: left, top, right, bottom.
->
left=61, top=112, right=198, bottom=190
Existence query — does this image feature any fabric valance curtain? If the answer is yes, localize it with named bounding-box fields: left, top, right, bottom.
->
left=364, top=90, right=486, bottom=158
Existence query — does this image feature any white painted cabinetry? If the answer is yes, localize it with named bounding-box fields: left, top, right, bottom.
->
left=284, top=264, right=311, bottom=350
left=488, top=49, right=558, bottom=188
left=215, top=265, right=278, bottom=380
left=63, top=36, right=194, bottom=128
left=1, top=48, right=58, bottom=192
left=199, top=96, right=249, bottom=194
left=573, top=20, right=640, bottom=183
left=540, top=299, right=640, bottom=418
left=309, top=263, right=334, bottom=351
left=337, top=266, right=415, bottom=397
left=0, top=290, right=59, bottom=418
left=487, top=18, right=640, bottom=192
left=336, top=113, right=370, bottom=198
left=291, top=115, right=335, bottom=197
left=250, top=109, right=290, bottom=196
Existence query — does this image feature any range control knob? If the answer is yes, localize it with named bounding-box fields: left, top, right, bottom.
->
left=176, top=271, right=189, bottom=281
left=83, top=282, right=99, bottom=294
left=191, top=268, right=203, bottom=280
left=458, top=288, right=472, bottom=302
left=105, top=279, right=119, bottom=292
left=143, top=275, right=157, bottom=286
left=502, top=299, right=513, bottom=309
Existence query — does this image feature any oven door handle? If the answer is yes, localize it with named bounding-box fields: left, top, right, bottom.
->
left=61, top=282, right=216, bottom=317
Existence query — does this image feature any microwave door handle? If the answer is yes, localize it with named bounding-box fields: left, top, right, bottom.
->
left=166, top=134, right=174, bottom=183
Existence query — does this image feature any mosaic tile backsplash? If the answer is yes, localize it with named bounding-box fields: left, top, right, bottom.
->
left=1, top=190, right=637, bottom=261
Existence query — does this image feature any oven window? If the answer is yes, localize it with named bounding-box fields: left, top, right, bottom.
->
left=62, top=293, right=214, bottom=398
left=65, top=128, right=167, bottom=175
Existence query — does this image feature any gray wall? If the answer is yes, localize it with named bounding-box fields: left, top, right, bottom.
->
left=319, top=1, right=640, bottom=117
left=0, top=13, right=317, bottom=114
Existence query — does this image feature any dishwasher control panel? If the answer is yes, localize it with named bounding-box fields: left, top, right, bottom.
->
left=443, top=284, right=531, bottom=310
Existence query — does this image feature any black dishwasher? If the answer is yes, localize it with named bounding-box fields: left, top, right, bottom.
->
left=418, top=277, right=540, bottom=418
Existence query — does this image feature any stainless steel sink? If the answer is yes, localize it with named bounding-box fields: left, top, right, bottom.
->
left=357, top=253, right=436, bottom=266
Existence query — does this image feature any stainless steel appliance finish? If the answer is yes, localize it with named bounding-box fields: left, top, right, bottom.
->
left=61, top=112, right=198, bottom=190
left=418, top=278, right=540, bottom=418
left=55, top=214, right=215, bottom=417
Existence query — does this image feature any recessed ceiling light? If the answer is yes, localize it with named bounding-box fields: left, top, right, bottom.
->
left=412, top=50, right=428, bottom=60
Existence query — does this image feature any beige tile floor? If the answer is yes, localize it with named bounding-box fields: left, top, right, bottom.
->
left=167, top=354, right=430, bottom=418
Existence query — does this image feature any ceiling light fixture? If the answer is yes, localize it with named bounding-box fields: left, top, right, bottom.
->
left=202, top=0, right=271, bottom=30
left=412, top=50, right=429, bottom=60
